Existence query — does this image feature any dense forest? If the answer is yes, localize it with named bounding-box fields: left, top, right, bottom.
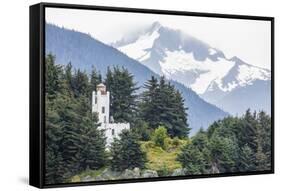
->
left=177, top=110, right=271, bottom=174
left=45, top=54, right=272, bottom=184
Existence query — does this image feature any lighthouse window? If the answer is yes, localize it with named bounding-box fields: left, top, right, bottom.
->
left=95, top=97, right=97, bottom=104
left=112, top=129, right=115, bottom=135
left=102, top=106, right=105, bottom=113
left=104, top=116, right=106, bottom=123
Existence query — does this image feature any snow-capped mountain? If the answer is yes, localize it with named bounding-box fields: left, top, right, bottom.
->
left=113, top=22, right=271, bottom=115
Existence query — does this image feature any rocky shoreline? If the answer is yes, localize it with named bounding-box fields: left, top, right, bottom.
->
left=77, top=168, right=187, bottom=182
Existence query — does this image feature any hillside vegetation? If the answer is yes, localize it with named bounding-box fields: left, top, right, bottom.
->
left=45, top=54, right=271, bottom=184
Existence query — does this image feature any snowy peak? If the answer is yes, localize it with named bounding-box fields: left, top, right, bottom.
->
left=112, top=21, right=162, bottom=48
left=114, top=21, right=227, bottom=62
left=117, top=24, right=160, bottom=63
left=205, top=58, right=270, bottom=94
left=114, top=21, right=271, bottom=98
left=149, top=21, right=162, bottom=33
left=114, top=21, right=167, bottom=63
left=159, top=50, right=236, bottom=94
left=114, top=22, right=222, bottom=74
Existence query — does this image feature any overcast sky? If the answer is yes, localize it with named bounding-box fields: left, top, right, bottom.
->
left=46, top=7, right=271, bottom=69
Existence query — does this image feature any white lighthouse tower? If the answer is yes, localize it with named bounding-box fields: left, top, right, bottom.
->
left=92, top=83, right=130, bottom=147
left=92, top=83, right=110, bottom=124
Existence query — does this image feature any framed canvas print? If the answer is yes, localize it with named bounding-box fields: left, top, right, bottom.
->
left=29, top=2, right=274, bottom=188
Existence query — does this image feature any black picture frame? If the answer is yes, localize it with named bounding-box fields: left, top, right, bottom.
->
left=30, top=2, right=275, bottom=188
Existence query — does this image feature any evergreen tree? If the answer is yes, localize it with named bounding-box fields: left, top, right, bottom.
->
left=131, top=119, right=151, bottom=141
left=110, top=130, right=146, bottom=171
left=177, top=144, right=206, bottom=174
left=172, top=90, right=189, bottom=137
left=45, top=98, right=65, bottom=184
left=177, top=129, right=211, bottom=174
left=105, top=67, right=138, bottom=123
left=238, top=144, right=256, bottom=171
left=240, top=109, right=258, bottom=152
left=89, top=66, right=102, bottom=96
left=208, top=135, right=238, bottom=173
left=139, top=76, right=161, bottom=129
left=59, top=96, right=85, bottom=178
left=140, top=76, right=190, bottom=137
left=45, top=54, right=65, bottom=183
left=64, top=62, right=72, bottom=88
left=191, top=129, right=209, bottom=152
left=256, top=111, right=271, bottom=170
left=45, top=54, right=107, bottom=183
left=80, top=110, right=107, bottom=170
left=105, top=66, right=113, bottom=90
left=45, top=54, right=63, bottom=99
left=71, top=69, right=89, bottom=98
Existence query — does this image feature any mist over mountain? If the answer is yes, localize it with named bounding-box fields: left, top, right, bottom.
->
left=46, top=23, right=229, bottom=135
left=114, top=22, right=271, bottom=115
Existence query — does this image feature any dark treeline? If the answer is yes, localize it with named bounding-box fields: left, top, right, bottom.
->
left=45, top=53, right=271, bottom=184
left=45, top=54, right=107, bottom=184
left=177, top=109, right=271, bottom=174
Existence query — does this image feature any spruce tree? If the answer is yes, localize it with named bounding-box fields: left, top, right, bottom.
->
left=255, top=111, right=271, bottom=170
left=45, top=54, right=66, bottom=183
left=140, top=76, right=189, bottom=137
left=105, top=66, right=138, bottom=123
left=208, top=135, right=238, bottom=173
left=45, top=98, right=65, bottom=184
left=240, top=109, right=258, bottom=151
left=71, top=69, right=89, bottom=98
left=110, top=130, right=146, bottom=171
left=177, top=144, right=206, bottom=175
left=45, top=54, right=107, bottom=183
left=45, top=54, right=63, bottom=99
left=80, top=108, right=107, bottom=170
left=238, top=144, right=256, bottom=171
left=64, top=62, right=72, bottom=89
left=89, top=66, right=102, bottom=96
left=139, top=76, right=160, bottom=128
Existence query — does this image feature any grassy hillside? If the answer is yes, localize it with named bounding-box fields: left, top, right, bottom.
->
left=141, top=138, right=189, bottom=176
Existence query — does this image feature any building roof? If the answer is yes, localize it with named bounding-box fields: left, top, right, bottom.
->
left=97, top=83, right=106, bottom=87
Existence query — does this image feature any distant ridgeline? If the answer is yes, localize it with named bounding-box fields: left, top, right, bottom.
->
left=46, top=23, right=228, bottom=135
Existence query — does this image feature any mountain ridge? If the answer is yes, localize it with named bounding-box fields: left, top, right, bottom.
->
left=46, top=23, right=229, bottom=135
left=114, top=21, right=271, bottom=115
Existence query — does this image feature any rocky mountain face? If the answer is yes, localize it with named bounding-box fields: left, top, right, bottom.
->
left=114, top=22, right=271, bottom=115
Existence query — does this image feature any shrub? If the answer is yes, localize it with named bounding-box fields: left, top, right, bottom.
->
left=163, top=137, right=173, bottom=151
left=151, top=126, right=168, bottom=149
left=172, top=137, right=181, bottom=147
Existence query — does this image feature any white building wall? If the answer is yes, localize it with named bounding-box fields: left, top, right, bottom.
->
left=98, top=123, right=130, bottom=146
left=92, top=91, right=110, bottom=124
left=92, top=86, right=130, bottom=147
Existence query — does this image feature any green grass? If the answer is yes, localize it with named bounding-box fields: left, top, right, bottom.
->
left=141, top=138, right=189, bottom=175
left=70, top=167, right=106, bottom=183
left=69, top=137, right=190, bottom=181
